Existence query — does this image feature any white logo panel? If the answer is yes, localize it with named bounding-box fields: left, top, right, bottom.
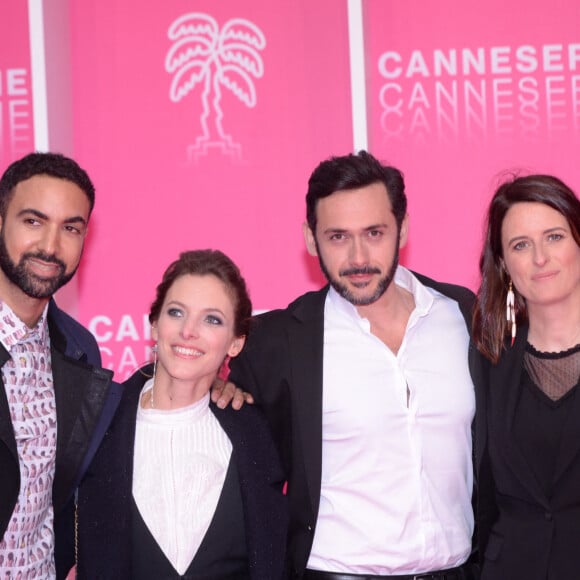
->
left=165, top=13, right=266, bottom=162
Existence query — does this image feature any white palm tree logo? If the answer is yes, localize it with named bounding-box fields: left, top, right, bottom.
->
left=165, top=13, right=266, bottom=162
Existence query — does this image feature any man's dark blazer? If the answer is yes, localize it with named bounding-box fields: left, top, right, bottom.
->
left=470, top=324, right=580, bottom=579
left=228, top=272, right=475, bottom=578
left=76, top=365, right=288, bottom=580
left=0, top=299, right=116, bottom=578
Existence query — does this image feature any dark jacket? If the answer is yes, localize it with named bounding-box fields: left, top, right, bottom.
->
left=228, top=273, right=475, bottom=578
left=0, top=299, right=117, bottom=578
left=471, top=324, right=580, bottom=579
left=77, top=366, right=288, bottom=579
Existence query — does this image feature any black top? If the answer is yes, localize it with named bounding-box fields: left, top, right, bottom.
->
left=76, top=366, right=288, bottom=580
left=131, top=457, right=249, bottom=579
left=481, top=340, right=580, bottom=579
left=515, top=369, right=577, bottom=499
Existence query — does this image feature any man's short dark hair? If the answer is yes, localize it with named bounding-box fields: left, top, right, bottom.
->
left=0, top=152, right=96, bottom=218
left=305, top=150, right=407, bottom=233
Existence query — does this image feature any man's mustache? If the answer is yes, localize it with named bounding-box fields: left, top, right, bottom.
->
left=339, top=266, right=381, bottom=277
left=22, top=251, right=66, bottom=272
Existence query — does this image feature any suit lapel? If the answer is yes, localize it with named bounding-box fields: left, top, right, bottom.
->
left=470, top=342, right=488, bottom=473
left=52, top=347, right=113, bottom=511
left=489, top=328, right=549, bottom=508
left=77, top=372, right=138, bottom=579
left=107, top=375, right=139, bottom=570
left=0, top=345, right=20, bottom=535
left=286, top=287, right=326, bottom=518
left=0, top=345, right=17, bottom=462
left=552, top=376, right=580, bottom=484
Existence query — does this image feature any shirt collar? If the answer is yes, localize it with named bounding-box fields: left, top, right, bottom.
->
left=327, top=266, right=435, bottom=324
left=138, top=379, right=212, bottom=424
left=0, top=301, right=49, bottom=350
left=393, top=266, right=434, bottom=317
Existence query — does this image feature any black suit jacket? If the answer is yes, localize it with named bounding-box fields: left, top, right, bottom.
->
left=0, top=299, right=115, bottom=579
left=229, top=273, right=475, bottom=578
left=77, top=366, right=288, bottom=580
left=471, top=325, right=580, bottom=579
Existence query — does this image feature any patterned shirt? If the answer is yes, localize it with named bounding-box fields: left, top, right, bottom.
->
left=0, top=301, right=56, bottom=579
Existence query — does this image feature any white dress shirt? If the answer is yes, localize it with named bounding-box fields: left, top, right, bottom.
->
left=307, top=267, right=475, bottom=575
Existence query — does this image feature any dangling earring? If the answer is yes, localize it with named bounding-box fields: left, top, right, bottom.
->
left=506, top=280, right=516, bottom=346
left=150, top=343, right=158, bottom=408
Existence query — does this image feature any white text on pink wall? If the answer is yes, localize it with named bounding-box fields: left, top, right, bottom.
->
left=378, top=43, right=580, bottom=143
left=0, top=68, right=33, bottom=165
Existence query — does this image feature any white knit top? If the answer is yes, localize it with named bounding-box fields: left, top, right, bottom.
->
left=133, top=379, right=232, bottom=574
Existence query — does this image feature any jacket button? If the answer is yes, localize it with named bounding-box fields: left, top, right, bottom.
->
left=544, top=512, right=553, bottom=521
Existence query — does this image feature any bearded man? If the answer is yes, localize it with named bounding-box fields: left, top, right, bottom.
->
left=0, top=153, right=118, bottom=579
left=228, top=151, right=478, bottom=580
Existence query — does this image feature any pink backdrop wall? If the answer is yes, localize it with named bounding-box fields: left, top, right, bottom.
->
left=0, top=3, right=34, bottom=168
left=365, top=0, right=580, bottom=288
left=2, top=1, right=579, bottom=379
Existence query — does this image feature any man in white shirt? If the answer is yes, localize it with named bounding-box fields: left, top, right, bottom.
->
left=228, top=150, right=477, bottom=579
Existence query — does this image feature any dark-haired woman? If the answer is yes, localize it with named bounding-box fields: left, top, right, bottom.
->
left=76, top=250, right=287, bottom=579
left=471, top=174, right=580, bottom=579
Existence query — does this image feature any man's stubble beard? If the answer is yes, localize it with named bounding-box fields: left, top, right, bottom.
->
left=314, top=235, right=400, bottom=307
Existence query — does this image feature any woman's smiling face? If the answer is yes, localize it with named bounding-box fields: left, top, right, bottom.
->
left=151, top=273, right=244, bottom=394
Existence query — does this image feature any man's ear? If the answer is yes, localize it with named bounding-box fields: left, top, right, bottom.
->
left=228, top=336, right=246, bottom=358
left=398, top=213, right=410, bottom=249
left=302, top=222, right=318, bottom=257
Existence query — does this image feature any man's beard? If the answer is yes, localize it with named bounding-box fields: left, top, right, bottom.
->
left=0, top=230, right=78, bottom=299
left=316, top=239, right=400, bottom=307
